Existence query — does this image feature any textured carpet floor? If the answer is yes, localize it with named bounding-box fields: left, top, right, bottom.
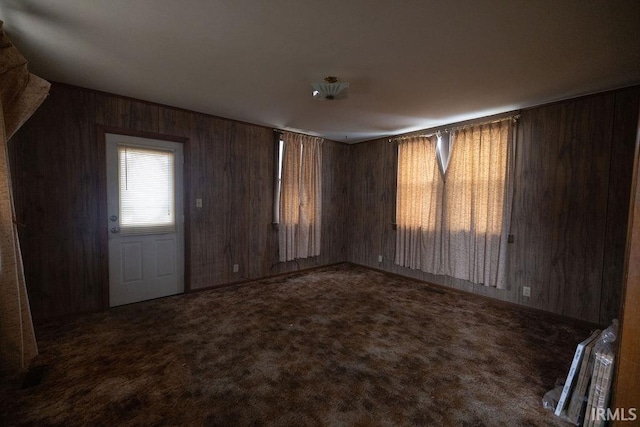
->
left=1, top=264, right=591, bottom=426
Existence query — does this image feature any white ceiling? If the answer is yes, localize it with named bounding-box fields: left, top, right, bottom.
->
left=2, top=1, right=639, bottom=143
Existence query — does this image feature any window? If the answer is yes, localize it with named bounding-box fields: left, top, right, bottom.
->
left=276, top=132, right=323, bottom=262
left=273, top=138, right=284, bottom=225
left=118, top=145, right=175, bottom=235
left=395, top=119, right=514, bottom=288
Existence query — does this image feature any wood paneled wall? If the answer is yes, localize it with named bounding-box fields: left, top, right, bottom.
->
left=9, top=83, right=638, bottom=325
left=612, top=108, right=640, bottom=422
left=9, top=84, right=349, bottom=322
left=347, top=87, right=640, bottom=324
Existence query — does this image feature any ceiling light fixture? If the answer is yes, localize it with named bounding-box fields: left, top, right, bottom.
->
left=311, top=76, right=349, bottom=101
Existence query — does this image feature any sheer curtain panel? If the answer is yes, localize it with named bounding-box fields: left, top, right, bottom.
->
left=0, top=20, right=50, bottom=376
left=395, top=120, right=513, bottom=289
left=278, top=133, right=323, bottom=262
left=395, top=136, right=443, bottom=271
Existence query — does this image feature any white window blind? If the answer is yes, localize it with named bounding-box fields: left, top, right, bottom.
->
left=118, top=145, right=176, bottom=235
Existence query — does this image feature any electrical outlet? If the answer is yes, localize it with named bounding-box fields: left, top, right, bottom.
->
left=196, top=198, right=203, bottom=208
left=522, top=286, right=531, bottom=297
left=233, top=264, right=239, bottom=273
left=378, top=255, right=383, bottom=263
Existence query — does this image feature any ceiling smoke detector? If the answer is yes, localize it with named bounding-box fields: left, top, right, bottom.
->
left=311, top=76, right=349, bottom=101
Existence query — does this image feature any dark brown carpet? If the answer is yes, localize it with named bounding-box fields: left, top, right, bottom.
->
left=1, top=264, right=590, bottom=426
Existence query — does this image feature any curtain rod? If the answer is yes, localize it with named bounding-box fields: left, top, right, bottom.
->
left=273, top=129, right=324, bottom=140
left=388, top=113, right=520, bottom=143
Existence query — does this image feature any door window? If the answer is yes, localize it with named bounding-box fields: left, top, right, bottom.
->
left=118, top=144, right=175, bottom=235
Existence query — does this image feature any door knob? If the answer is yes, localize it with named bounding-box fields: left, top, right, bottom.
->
left=110, top=215, right=118, bottom=222
left=111, top=227, right=121, bottom=233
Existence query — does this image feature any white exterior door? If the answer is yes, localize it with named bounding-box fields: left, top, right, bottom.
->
left=106, top=133, right=184, bottom=307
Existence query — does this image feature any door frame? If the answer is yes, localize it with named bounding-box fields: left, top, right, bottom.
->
left=96, top=125, right=191, bottom=309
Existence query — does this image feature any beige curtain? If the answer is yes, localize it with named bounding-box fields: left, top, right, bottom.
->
left=396, top=120, right=513, bottom=288
left=395, top=136, right=442, bottom=270
left=278, top=133, right=323, bottom=262
left=0, top=21, right=50, bottom=376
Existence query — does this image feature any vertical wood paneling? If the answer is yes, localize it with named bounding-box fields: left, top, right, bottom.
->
left=548, top=95, right=613, bottom=322
left=600, top=87, right=640, bottom=324
left=189, top=115, right=259, bottom=288
left=380, top=140, right=397, bottom=272
left=95, top=94, right=160, bottom=133
left=511, top=95, right=616, bottom=322
left=520, top=107, right=562, bottom=312
left=9, top=86, right=104, bottom=321
left=348, top=140, right=388, bottom=266
left=228, top=122, right=250, bottom=283
left=612, top=112, right=640, bottom=421
left=321, top=140, right=349, bottom=262
left=157, top=108, right=194, bottom=138
left=214, top=118, right=234, bottom=286
left=247, top=128, right=276, bottom=279
left=187, top=113, right=212, bottom=288
left=158, top=107, right=197, bottom=290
